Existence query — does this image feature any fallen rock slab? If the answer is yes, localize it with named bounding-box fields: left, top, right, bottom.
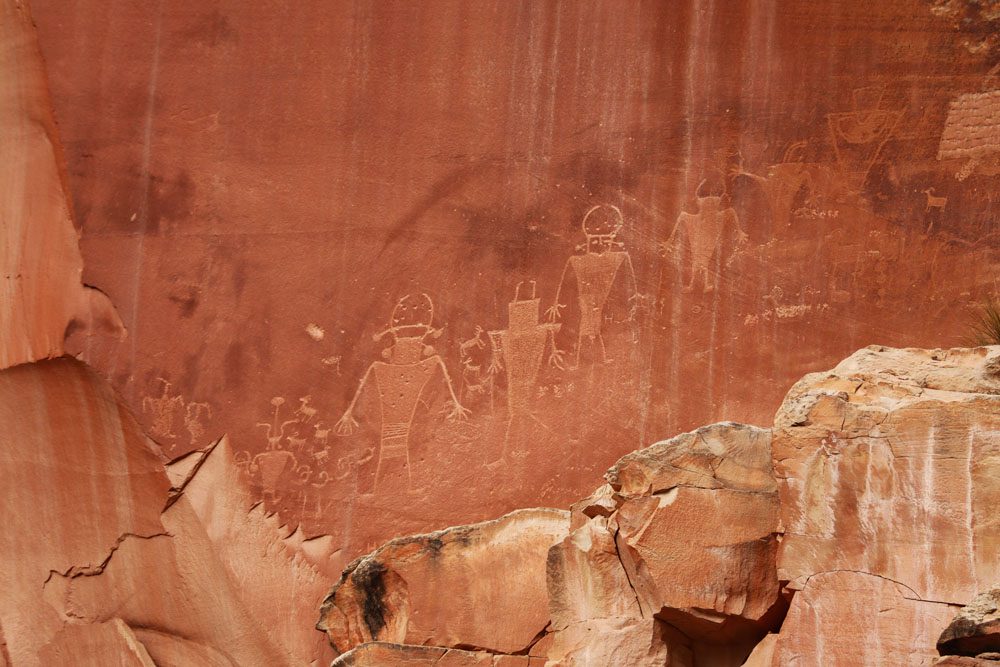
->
left=318, top=508, right=569, bottom=656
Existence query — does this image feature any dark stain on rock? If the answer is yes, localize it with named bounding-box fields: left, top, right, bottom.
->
left=424, top=536, right=444, bottom=557
left=224, top=343, right=245, bottom=390
left=167, top=285, right=200, bottom=318
left=147, top=170, right=196, bottom=234
left=351, top=559, right=389, bottom=638
left=179, top=10, right=239, bottom=48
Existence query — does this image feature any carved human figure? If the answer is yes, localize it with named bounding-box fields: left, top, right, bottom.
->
left=664, top=188, right=744, bottom=293
left=142, top=378, right=184, bottom=442
left=546, top=204, right=639, bottom=369
left=251, top=396, right=299, bottom=502
left=487, top=281, right=560, bottom=460
left=184, top=401, right=212, bottom=446
left=335, top=293, right=469, bottom=492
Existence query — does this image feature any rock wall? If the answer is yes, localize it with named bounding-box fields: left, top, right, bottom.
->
left=11, top=0, right=1000, bottom=568
left=4, top=0, right=1000, bottom=663
left=322, top=346, right=1000, bottom=665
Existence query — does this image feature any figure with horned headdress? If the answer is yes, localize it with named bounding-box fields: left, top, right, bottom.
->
left=335, top=293, right=469, bottom=492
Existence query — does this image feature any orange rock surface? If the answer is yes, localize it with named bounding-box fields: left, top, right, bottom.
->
left=0, top=0, right=120, bottom=371
left=5, top=0, right=1000, bottom=663
left=12, top=0, right=1000, bottom=567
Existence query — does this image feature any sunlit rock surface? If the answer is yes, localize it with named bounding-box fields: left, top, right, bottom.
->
left=4, top=0, right=1000, bottom=662
left=0, top=358, right=334, bottom=665
left=0, top=0, right=120, bottom=371
left=773, top=346, right=1000, bottom=604
left=317, top=508, right=567, bottom=657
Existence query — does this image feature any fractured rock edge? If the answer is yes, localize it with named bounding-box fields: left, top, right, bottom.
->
left=317, top=347, right=1000, bottom=665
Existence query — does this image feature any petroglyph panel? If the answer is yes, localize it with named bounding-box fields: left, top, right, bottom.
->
left=29, top=0, right=1000, bottom=569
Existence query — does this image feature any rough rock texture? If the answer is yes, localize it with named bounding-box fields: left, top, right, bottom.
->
left=329, top=642, right=543, bottom=666
left=771, top=570, right=957, bottom=666
left=0, top=357, right=335, bottom=665
left=0, top=0, right=120, bottom=371
left=773, top=345, right=1000, bottom=605
left=15, top=0, right=1000, bottom=569
left=939, top=584, right=1000, bottom=657
left=766, top=345, right=1000, bottom=664
left=935, top=658, right=1000, bottom=667
left=544, top=423, right=781, bottom=666
left=608, top=423, right=781, bottom=638
left=318, top=509, right=567, bottom=657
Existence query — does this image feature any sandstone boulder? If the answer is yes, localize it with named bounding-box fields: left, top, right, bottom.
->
left=774, top=346, right=1000, bottom=605
left=545, top=422, right=781, bottom=666
left=939, top=584, right=1000, bottom=657
left=329, top=642, right=543, bottom=666
left=935, top=657, right=1000, bottom=667
left=317, top=508, right=569, bottom=656
left=609, top=423, right=781, bottom=641
left=772, top=571, right=959, bottom=666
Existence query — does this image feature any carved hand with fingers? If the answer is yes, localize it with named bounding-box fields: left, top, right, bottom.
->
left=445, top=400, right=471, bottom=422
left=335, top=412, right=359, bottom=436
left=545, top=303, right=565, bottom=322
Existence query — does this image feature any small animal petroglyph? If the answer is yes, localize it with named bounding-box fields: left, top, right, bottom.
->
left=313, top=421, right=331, bottom=447
left=295, top=395, right=318, bottom=423
left=922, top=188, right=948, bottom=212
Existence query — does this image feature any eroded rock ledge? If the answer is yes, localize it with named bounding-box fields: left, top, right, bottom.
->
left=319, top=346, right=1000, bottom=666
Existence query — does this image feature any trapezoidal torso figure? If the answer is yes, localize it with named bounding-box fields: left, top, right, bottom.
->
left=547, top=205, right=638, bottom=369
left=488, top=281, right=560, bottom=460
left=335, top=293, right=469, bottom=492
left=667, top=193, right=741, bottom=293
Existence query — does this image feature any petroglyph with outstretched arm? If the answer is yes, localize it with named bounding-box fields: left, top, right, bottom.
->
left=546, top=205, right=640, bottom=369
left=335, top=293, right=469, bottom=491
left=662, top=181, right=746, bottom=293
left=488, top=281, right=560, bottom=459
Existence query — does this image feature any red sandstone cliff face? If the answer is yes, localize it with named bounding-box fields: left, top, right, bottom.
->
left=0, top=0, right=122, bottom=371
left=10, top=0, right=1000, bottom=566
left=4, top=0, right=1000, bottom=664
